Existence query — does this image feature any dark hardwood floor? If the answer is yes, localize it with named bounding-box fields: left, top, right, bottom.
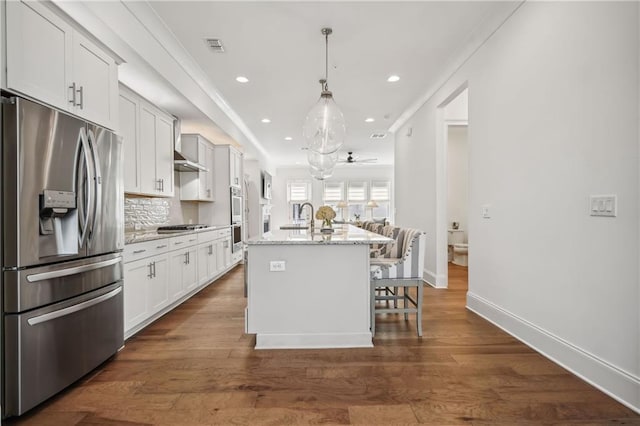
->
left=9, top=264, right=640, bottom=425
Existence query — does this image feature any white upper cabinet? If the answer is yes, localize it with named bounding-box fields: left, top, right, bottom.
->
left=230, top=147, right=243, bottom=188
left=71, top=32, right=118, bottom=129
left=120, top=85, right=175, bottom=198
left=5, top=0, right=118, bottom=130
left=179, top=134, right=215, bottom=202
left=119, top=89, right=140, bottom=193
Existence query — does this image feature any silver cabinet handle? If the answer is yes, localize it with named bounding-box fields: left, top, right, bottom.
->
left=148, top=262, right=153, bottom=278
left=27, top=257, right=122, bottom=282
left=208, top=245, right=213, bottom=255
left=69, top=82, right=77, bottom=105
left=27, top=287, right=122, bottom=326
left=174, top=241, right=183, bottom=246
left=133, top=249, right=146, bottom=254
left=156, top=179, right=162, bottom=191
left=160, top=178, right=165, bottom=192
left=184, top=252, right=189, bottom=265
left=77, top=85, right=84, bottom=109
left=189, top=238, right=196, bottom=242
left=207, top=189, right=211, bottom=197
left=152, top=261, right=156, bottom=278
left=156, top=244, right=167, bottom=249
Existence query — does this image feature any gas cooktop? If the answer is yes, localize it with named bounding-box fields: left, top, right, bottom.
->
left=156, top=224, right=210, bottom=233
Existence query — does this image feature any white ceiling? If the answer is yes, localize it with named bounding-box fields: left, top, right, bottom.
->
left=145, top=1, right=520, bottom=167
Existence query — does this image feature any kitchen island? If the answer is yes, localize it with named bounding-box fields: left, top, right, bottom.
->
left=245, top=224, right=392, bottom=349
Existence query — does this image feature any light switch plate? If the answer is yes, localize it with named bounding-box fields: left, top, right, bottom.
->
left=482, top=204, right=491, bottom=219
left=269, top=261, right=286, bottom=272
left=590, top=195, right=617, bottom=217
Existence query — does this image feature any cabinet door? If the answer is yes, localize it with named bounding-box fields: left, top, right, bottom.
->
left=5, top=0, right=73, bottom=113
left=197, top=142, right=208, bottom=200
left=183, top=247, right=198, bottom=292
left=169, top=250, right=187, bottom=300
left=124, top=259, right=151, bottom=333
left=72, top=32, right=118, bottom=129
left=119, top=91, right=140, bottom=193
left=205, top=145, right=215, bottom=201
left=197, top=245, right=210, bottom=286
left=155, top=112, right=174, bottom=197
left=224, top=238, right=232, bottom=268
left=139, top=104, right=159, bottom=195
left=233, top=151, right=243, bottom=188
left=215, top=240, right=225, bottom=274
left=148, top=255, right=170, bottom=314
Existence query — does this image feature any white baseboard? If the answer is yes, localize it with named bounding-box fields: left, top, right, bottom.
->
left=255, top=333, right=373, bottom=350
left=467, top=292, right=640, bottom=414
left=423, top=268, right=447, bottom=288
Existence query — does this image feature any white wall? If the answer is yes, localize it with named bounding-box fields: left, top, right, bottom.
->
left=271, top=166, right=394, bottom=230
left=447, top=126, right=468, bottom=241
left=395, top=2, right=639, bottom=411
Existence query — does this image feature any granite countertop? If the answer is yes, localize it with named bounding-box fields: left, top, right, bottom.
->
left=247, top=224, right=392, bottom=246
left=125, top=224, right=231, bottom=245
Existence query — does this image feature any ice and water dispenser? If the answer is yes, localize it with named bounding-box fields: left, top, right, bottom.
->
left=39, top=189, right=78, bottom=257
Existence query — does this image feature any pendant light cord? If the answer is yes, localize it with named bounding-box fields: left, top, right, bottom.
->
left=325, top=31, right=329, bottom=90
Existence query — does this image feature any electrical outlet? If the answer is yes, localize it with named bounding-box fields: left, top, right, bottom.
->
left=269, top=261, right=286, bottom=272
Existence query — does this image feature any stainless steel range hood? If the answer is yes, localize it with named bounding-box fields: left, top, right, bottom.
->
left=174, top=151, right=208, bottom=172
left=173, top=118, right=208, bottom=172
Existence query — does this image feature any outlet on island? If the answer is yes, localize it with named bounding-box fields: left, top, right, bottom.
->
left=269, top=261, right=286, bottom=272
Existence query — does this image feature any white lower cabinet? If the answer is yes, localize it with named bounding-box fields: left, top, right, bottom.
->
left=197, top=242, right=217, bottom=286
left=124, top=227, right=238, bottom=337
left=123, top=251, right=169, bottom=333
left=169, top=241, right=198, bottom=300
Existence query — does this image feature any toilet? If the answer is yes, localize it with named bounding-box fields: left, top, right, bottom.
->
left=452, top=243, right=468, bottom=267
left=447, top=229, right=464, bottom=262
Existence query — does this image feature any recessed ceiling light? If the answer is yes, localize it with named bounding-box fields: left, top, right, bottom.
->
left=261, top=118, right=271, bottom=123
left=365, top=118, right=375, bottom=123
left=284, top=136, right=293, bottom=141
left=387, top=75, right=400, bottom=82
left=236, top=76, right=249, bottom=83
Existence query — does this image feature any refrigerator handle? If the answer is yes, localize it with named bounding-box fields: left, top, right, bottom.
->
left=87, top=129, right=102, bottom=241
left=77, top=127, right=92, bottom=246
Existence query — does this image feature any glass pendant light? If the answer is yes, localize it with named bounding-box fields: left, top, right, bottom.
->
left=307, top=149, right=338, bottom=171
left=303, top=28, right=346, bottom=156
left=309, top=166, right=334, bottom=180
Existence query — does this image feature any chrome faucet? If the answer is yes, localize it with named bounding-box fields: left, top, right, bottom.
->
left=299, top=202, right=315, bottom=231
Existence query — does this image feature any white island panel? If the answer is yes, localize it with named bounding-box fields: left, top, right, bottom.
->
left=247, top=243, right=373, bottom=349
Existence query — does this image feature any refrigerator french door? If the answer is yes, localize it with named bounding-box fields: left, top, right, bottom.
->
left=2, top=95, right=125, bottom=417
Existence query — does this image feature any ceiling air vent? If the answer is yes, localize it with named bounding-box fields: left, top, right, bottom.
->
left=205, top=38, right=225, bottom=53
left=370, top=133, right=387, bottom=140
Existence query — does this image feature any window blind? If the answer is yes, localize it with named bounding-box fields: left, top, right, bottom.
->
left=370, top=181, right=390, bottom=201
left=347, top=181, right=367, bottom=201
left=287, top=181, right=311, bottom=202
left=323, top=181, right=344, bottom=202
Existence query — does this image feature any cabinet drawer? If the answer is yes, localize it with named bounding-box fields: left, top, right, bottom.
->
left=170, top=234, right=199, bottom=250
left=124, top=239, right=170, bottom=263
left=197, top=230, right=217, bottom=244
left=217, top=228, right=231, bottom=238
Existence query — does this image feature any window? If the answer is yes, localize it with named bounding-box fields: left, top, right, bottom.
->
left=347, top=181, right=368, bottom=202
left=287, top=180, right=312, bottom=222
left=323, top=181, right=344, bottom=202
left=370, top=181, right=391, bottom=220
left=370, top=181, right=390, bottom=201
left=287, top=180, right=311, bottom=202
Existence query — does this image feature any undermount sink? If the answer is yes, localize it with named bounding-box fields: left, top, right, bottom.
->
left=279, top=224, right=308, bottom=230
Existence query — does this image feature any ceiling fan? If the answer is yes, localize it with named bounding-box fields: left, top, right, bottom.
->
left=338, top=151, right=377, bottom=164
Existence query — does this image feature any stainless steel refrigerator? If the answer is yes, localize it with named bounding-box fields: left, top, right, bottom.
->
left=1, top=95, right=125, bottom=417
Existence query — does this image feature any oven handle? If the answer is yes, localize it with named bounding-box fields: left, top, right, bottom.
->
left=27, top=286, right=122, bottom=326
left=26, top=257, right=122, bottom=283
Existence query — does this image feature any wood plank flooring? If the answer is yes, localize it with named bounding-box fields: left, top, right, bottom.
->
left=8, top=264, right=640, bottom=425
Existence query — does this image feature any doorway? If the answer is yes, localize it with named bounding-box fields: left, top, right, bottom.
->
left=436, top=86, right=468, bottom=288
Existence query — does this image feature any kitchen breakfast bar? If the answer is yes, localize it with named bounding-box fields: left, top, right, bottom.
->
left=245, top=225, right=392, bottom=349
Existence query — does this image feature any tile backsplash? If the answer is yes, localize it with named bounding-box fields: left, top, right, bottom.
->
left=124, top=196, right=170, bottom=232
